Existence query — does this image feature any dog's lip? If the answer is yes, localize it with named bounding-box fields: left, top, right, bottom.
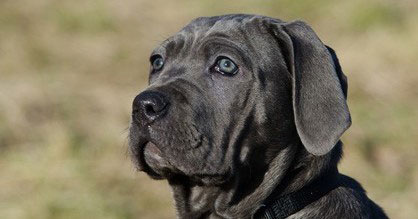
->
left=133, top=139, right=148, bottom=170
left=133, top=139, right=161, bottom=175
left=144, top=141, right=162, bottom=156
left=133, top=138, right=232, bottom=184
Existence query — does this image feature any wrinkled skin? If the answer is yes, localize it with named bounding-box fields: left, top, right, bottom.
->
left=129, top=14, right=387, bottom=219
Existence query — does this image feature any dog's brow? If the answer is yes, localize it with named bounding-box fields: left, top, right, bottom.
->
left=198, top=36, right=252, bottom=69
left=161, top=39, right=175, bottom=50
left=156, top=36, right=188, bottom=55
left=149, top=38, right=177, bottom=57
left=198, top=36, right=237, bottom=51
left=162, top=36, right=175, bottom=45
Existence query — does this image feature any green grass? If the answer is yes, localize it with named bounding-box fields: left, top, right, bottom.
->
left=0, top=0, right=417, bottom=218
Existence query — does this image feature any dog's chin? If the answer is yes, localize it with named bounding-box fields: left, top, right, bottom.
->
left=131, top=138, right=232, bottom=185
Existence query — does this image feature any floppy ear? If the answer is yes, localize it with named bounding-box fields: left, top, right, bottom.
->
left=271, top=20, right=351, bottom=155
left=325, top=45, right=348, bottom=99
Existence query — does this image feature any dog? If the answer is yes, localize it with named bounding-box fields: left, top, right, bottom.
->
left=129, top=14, right=388, bottom=219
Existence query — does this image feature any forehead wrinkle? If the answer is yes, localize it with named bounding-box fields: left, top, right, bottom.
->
left=198, top=37, right=253, bottom=71
left=175, top=16, right=251, bottom=59
left=198, top=38, right=244, bottom=56
left=236, top=27, right=258, bottom=58
left=162, top=37, right=175, bottom=47
left=168, top=29, right=197, bottom=59
left=151, top=34, right=189, bottom=58
left=153, top=36, right=175, bottom=54
left=202, top=31, right=232, bottom=41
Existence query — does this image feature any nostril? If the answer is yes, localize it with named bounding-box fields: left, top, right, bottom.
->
left=145, top=104, right=157, bottom=116
left=133, top=91, right=169, bottom=123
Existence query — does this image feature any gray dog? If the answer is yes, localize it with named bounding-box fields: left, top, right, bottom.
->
left=129, top=14, right=388, bottom=219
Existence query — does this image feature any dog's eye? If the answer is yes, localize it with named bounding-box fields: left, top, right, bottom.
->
left=214, top=57, right=238, bottom=75
left=151, top=55, right=164, bottom=71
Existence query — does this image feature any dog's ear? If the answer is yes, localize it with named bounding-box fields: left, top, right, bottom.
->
left=270, top=20, right=351, bottom=155
left=325, top=45, right=348, bottom=99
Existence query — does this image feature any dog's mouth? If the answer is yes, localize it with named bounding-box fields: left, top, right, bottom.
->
left=129, top=124, right=233, bottom=185
left=142, top=141, right=167, bottom=168
left=131, top=139, right=170, bottom=179
left=143, top=141, right=161, bottom=157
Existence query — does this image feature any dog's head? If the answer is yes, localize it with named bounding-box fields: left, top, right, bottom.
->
left=129, top=14, right=350, bottom=185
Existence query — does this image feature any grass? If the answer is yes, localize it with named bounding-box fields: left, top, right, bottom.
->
left=0, top=0, right=417, bottom=218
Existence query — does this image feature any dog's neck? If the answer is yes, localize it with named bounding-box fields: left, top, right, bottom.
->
left=168, top=142, right=342, bottom=219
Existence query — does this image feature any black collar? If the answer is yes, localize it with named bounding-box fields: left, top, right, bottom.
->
left=255, top=168, right=341, bottom=219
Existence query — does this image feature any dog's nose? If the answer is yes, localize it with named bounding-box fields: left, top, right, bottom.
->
left=133, top=91, right=169, bottom=123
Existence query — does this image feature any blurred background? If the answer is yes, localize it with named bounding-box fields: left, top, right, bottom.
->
left=0, top=0, right=417, bottom=218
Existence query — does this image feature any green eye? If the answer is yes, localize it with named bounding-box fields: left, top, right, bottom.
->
left=215, top=57, right=238, bottom=75
left=151, top=56, right=164, bottom=71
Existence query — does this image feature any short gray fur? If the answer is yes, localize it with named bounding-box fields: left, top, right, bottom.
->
left=129, top=14, right=388, bottom=219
